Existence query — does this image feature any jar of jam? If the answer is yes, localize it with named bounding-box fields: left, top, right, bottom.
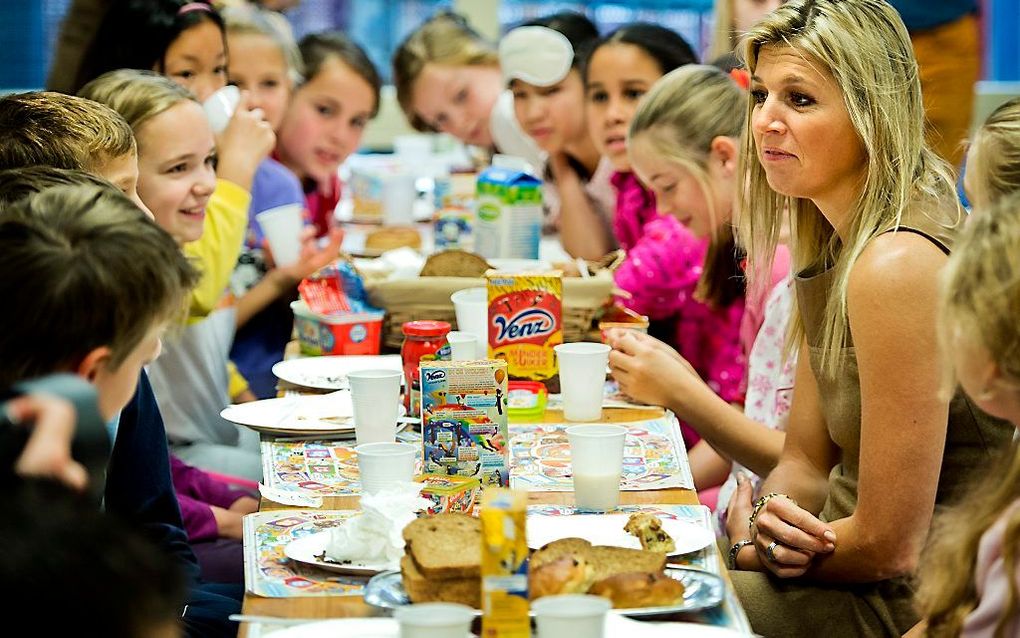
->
left=401, top=320, right=451, bottom=415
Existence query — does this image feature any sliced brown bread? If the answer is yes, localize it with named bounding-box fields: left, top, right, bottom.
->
left=529, top=537, right=667, bottom=583
left=400, top=555, right=481, bottom=608
left=402, top=513, right=481, bottom=579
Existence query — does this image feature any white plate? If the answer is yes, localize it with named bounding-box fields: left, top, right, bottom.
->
left=220, top=392, right=405, bottom=436
left=270, top=618, right=401, bottom=638
left=284, top=530, right=399, bottom=576
left=526, top=513, right=714, bottom=556
left=272, top=355, right=403, bottom=391
left=605, top=616, right=743, bottom=637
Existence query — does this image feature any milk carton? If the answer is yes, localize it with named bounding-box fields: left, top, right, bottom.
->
left=420, top=360, right=509, bottom=487
left=433, top=171, right=477, bottom=251
left=474, top=163, right=542, bottom=260
left=486, top=272, right=563, bottom=381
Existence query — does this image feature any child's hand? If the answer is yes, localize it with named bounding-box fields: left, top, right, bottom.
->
left=229, top=496, right=259, bottom=515
left=607, top=329, right=701, bottom=409
left=273, top=227, right=344, bottom=286
left=7, top=394, right=88, bottom=491
left=211, top=506, right=245, bottom=540
left=215, top=91, right=276, bottom=190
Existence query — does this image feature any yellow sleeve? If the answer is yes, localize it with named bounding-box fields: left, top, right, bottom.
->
left=227, top=360, right=250, bottom=399
left=183, top=179, right=251, bottom=320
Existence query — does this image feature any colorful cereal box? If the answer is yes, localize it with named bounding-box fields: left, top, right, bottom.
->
left=420, top=360, right=509, bottom=488
left=415, top=473, right=480, bottom=515
left=480, top=489, right=529, bottom=638
left=486, top=272, right=563, bottom=381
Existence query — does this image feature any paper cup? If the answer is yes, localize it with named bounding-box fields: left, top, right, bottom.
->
left=566, top=424, right=626, bottom=512
left=445, top=331, right=478, bottom=361
left=355, top=442, right=416, bottom=495
left=348, top=369, right=402, bottom=445
left=554, top=343, right=610, bottom=421
left=395, top=602, right=475, bottom=638
left=451, top=287, right=488, bottom=356
left=256, top=203, right=304, bottom=268
left=382, top=173, right=417, bottom=226
left=532, top=594, right=611, bottom=638
left=202, top=84, right=240, bottom=133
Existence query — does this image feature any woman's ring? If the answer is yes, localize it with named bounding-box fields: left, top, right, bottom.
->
left=766, top=540, right=779, bottom=562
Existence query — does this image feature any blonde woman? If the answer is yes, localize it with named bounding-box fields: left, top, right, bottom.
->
left=392, top=12, right=541, bottom=167
left=722, top=1, right=1011, bottom=635
left=963, top=97, right=1020, bottom=210
left=914, top=191, right=1020, bottom=638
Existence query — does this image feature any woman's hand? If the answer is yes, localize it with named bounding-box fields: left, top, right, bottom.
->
left=725, top=474, right=758, bottom=570
left=215, top=91, right=276, bottom=191
left=607, top=329, right=701, bottom=410
left=751, top=494, right=836, bottom=578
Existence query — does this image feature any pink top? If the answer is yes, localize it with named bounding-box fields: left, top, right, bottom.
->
left=610, top=171, right=747, bottom=446
left=960, top=499, right=1020, bottom=638
left=171, top=455, right=251, bottom=542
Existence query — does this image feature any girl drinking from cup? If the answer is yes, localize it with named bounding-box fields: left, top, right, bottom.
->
left=499, top=13, right=616, bottom=260
left=720, top=1, right=1009, bottom=635
left=914, top=191, right=1020, bottom=638
left=607, top=64, right=792, bottom=497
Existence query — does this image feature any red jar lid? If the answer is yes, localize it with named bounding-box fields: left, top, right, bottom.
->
left=402, top=320, right=452, bottom=337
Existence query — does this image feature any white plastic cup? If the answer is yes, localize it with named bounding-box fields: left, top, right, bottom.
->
left=395, top=602, right=475, bottom=638
left=566, top=424, right=626, bottom=512
left=256, top=203, right=304, bottom=268
left=554, top=343, right=610, bottom=421
left=450, top=287, right=488, bottom=356
left=355, top=442, right=416, bottom=495
left=532, top=594, right=611, bottom=638
left=382, top=172, right=418, bottom=226
left=445, top=331, right=478, bottom=361
left=202, top=84, right=240, bottom=133
left=347, top=369, right=402, bottom=445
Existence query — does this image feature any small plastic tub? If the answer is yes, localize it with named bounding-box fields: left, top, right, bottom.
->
left=291, top=300, right=384, bottom=356
left=507, top=380, right=547, bottom=419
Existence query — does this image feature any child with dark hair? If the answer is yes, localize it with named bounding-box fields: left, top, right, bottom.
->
left=1, top=479, right=186, bottom=638
left=275, top=31, right=381, bottom=238
left=500, top=12, right=615, bottom=260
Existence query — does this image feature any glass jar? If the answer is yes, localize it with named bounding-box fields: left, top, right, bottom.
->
left=401, top=320, right=451, bottom=415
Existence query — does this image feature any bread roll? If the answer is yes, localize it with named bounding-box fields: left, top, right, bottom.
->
left=528, top=556, right=594, bottom=600
left=588, top=571, right=685, bottom=609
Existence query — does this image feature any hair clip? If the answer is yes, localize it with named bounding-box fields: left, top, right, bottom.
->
left=729, top=68, right=751, bottom=90
left=177, top=2, right=212, bottom=16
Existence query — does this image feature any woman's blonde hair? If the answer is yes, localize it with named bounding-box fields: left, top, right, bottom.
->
left=392, top=12, right=498, bottom=132
left=737, top=0, right=959, bottom=375
left=78, top=69, right=196, bottom=135
left=919, top=192, right=1020, bottom=638
left=968, top=97, right=1020, bottom=209
left=628, top=64, right=747, bottom=308
left=221, top=3, right=305, bottom=86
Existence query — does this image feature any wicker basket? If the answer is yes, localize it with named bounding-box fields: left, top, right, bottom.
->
left=365, top=274, right=614, bottom=349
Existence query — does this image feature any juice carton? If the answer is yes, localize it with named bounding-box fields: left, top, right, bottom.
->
left=420, top=360, right=509, bottom=487
left=415, top=473, right=480, bottom=515
left=474, top=163, right=542, bottom=260
left=480, top=489, right=529, bottom=638
left=486, top=272, right=563, bottom=381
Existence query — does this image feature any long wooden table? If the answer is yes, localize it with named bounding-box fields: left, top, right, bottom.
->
left=239, top=406, right=702, bottom=633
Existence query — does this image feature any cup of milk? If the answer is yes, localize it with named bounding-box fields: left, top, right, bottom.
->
left=566, top=424, right=626, bottom=511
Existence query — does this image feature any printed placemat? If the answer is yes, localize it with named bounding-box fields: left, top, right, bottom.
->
left=509, top=415, right=692, bottom=492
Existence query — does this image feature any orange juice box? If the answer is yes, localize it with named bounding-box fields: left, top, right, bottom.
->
left=415, top=473, right=480, bottom=515
left=486, top=272, right=562, bottom=381
left=480, top=488, right=529, bottom=638
left=420, top=360, right=509, bottom=487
